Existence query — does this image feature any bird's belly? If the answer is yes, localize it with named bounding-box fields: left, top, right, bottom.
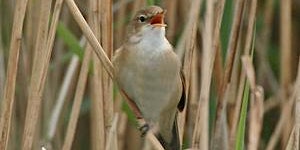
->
left=134, top=74, right=177, bottom=121
left=118, top=59, right=180, bottom=123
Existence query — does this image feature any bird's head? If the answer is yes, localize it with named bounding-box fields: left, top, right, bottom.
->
left=126, top=6, right=167, bottom=43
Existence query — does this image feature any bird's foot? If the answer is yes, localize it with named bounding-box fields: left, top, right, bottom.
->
left=139, top=124, right=150, bottom=137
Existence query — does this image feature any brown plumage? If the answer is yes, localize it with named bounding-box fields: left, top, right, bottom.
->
left=113, top=5, right=185, bottom=150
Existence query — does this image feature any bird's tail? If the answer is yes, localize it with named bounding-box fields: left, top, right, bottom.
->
left=170, top=117, right=180, bottom=150
left=157, top=114, right=180, bottom=150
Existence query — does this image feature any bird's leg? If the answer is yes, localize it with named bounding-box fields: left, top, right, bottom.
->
left=139, top=123, right=150, bottom=137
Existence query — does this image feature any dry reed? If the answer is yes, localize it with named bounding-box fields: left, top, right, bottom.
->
left=266, top=97, right=294, bottom=150
left=46, top=37, right=85, bottom=143
left=105, top=113, right=119, bottom=150
left=62, top=48, right=91, bottom=150
left=284, top=59, right=300, bottom=149
left=0, top=0, right=29, bottom=149
left=99, top=0, right=114, bottom=144
left=256, top=0, right=278, bottom=94
left=214, top=0, right=247, bottom=148
left=21, top=0, right=52, bottom=149
left=88, top=0, right=106, bottom=149
left=163, top=0, right=177, bottom=43
left=212, top=0, right=226, bottom=97
left=241, top=56, right=264, bottom=150
left=229, top=0, right=257, bottom=147
left=280, top=0, right=293, bottom=146
left=280, top=0, right=292, bottom=89
left=65, top=0, right=114, bottom=78
left=0, top=18, right=4, bottom=101
left=0, top=0, right=299, bottom=150
left=192, top=0, right=213, bottom=149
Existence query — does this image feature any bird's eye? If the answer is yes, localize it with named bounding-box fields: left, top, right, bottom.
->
left=138, top=15, right=146, bottom=22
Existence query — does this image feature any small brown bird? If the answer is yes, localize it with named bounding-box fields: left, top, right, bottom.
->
left=113, top=5, right=185, bottom=150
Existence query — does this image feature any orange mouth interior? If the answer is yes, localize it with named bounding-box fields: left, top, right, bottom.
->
left=150, top=13, right=165, bottom=26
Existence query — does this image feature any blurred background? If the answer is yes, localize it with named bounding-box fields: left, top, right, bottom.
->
left=0, top=0, right=299, bottom=150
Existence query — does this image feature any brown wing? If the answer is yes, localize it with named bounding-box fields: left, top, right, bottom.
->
left=113, top=46, right=143, bottom=119
left=177, top=70, right=186, bottom=112
left=120, top=89, right=143, bottom=119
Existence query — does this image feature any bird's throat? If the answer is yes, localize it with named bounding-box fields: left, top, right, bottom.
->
left=129, top=25, right=166, bottom=46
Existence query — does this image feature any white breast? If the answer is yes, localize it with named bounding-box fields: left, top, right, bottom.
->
left=130, top=25, right=171, bottom=55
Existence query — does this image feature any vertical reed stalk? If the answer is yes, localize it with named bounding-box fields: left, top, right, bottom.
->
left=89, top=0, right=106, bottom=149
left=283, top=59, right=300, bottom=149
left=99, top=0, right=114, bottom=141
left=62, top=49, right=91, bottom=150
left=214, top=0, right=246, bottom=148
left=133, top=0, right=146, bottom=15
left=280, top=0, right=292, bottom=146
left=191, top=0, right=213, bottom=149
left=105, top=114, right=119, bottom=150
left=266, top=96, right=294, bottom=150
left=21, top=0, right=52, bottom=149
left=241, top=56, right=264, bottom=150
left=280, top=0, right=292, bottom=90
left=213, top=0, right=226, bottom=97
left=221, top=0, right=245, bottom=90
left=293, top=59, right=300, bottom=149
left=46, top=37, right=85, bottom=144
left=47, top=55, right=80, bottom=141
left=178, top=0, right=202, bottom=146
left=0, top=15, right=5, bottom=100
left=0, top=55, right=3, bottom=102
left=247, top=88, right=264, bottom=150
left=115, top=90, right=128, bottom=150
left=114, top=0, right=127, bottom=48
left=256, top=0, right=278, bottom=93
left=42, top=0, right=65, bottom=146
left=163, top=0, right=177, bottom=43
left=24, top=0, right=36, bottom=70
left=0, top=0, right=29, bottom=149
left=229, top=0, right=257, bottom=147
left=186, top=47, right=199, bottom=142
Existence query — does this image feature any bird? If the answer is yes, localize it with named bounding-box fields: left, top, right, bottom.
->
left=113, top=5, right=185, bottom=150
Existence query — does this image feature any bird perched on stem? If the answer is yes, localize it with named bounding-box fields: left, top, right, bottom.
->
left=113, top=5, right=185, bottom=150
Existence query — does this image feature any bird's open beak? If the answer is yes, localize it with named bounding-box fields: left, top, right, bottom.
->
left=150, top=11, right=167, bottom=27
